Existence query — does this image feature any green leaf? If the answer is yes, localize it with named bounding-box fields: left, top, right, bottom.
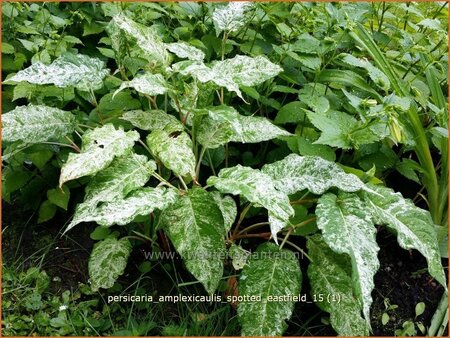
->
left=207, top=165, right=293, bottom=221
left=212, top=2, right=254, bottom=36
left=47, top=185, right=70, bottom=210
left=147, top=130, right=196, bottom=178
left=166, top=42, right=205, bottom=61
left=121, top=109, right=184, bottom=132
left=68, top=187, right=178, bottom=230
left=415, top=302, right=426, bottom=318
left=2, top=104, right=76, bottom=144
left=261, top=154, right=367, bottom=195
left=205, top=105, right=290, bottom=143
left=316, top=192, right=379, bottom=327
left=211, top=191, right=237, bottom=234
left=5, top=54, right=109, bottom=91
left=307, top=235, right=369, bottom=336
left=174, top=55, right=282, bottom=99
left=307, top=110, right=383, bottom=149
left=38, top=200, right=57, bottom=223
left=341, top=53, right=390, bottom=91
left=59, top=124, right=139, bottom=186
left=364, top=184, right=446, bottom=288
left=238, top=242, right=301, bottom=336
left=275, top=101, right=307, bottom=124
left=88, top=237, right=132, bottom=291
left=114, top=72, right=168, bottom=98
left=160, top=188, right=226, bottom=294
left=2, top=42, right=15, bottom=54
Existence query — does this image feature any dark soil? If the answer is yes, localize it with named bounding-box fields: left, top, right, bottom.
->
left=2, top=201, right=448, bottom=336
left=371, top=228, right=448, bottom=336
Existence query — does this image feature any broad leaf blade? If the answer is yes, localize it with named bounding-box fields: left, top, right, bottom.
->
left=5, top=54, right=109, bottom=91
left=88, top=237, right=132, bottom=291
left=261, top=154, right=367, bottom=195
left=2, top=104, right=76, bottom=143
left=212, top=2, right=254, bottom=36
left=59, top=124, right=139, bottom=186
left=121, top=109, right=184, bottom=132
left=211, top=191, right=237, bottom=234
left=238, top=242, right=301, bottom=336
left=207, top=165, right=293, bottom=221
left=160, top=188, right=225, bottom=294
left=68, top=187, right=178, bottom=230
left=206, top=105, right=290, bottom=143
left=364, top=184, right=446, bottom=288
left=316, top=192, right=379, bottom=327
left=307, top=235, right=369, bottom=336
left=166, top=42, right=205, bottom=61
left=146, top=130, right=196, bottom=178
left=114, top=73, right=168, bottom=98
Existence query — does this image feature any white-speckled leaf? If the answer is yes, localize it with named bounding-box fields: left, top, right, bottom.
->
left=166, top=42, right=205, bottom=61
left=341, top=53, right=390, bottom=91
left=316, top=192, right=379, bottom=328
left=108, top=14, right=169, bottom=66
left=84, top=154, right=156, bottom=206
left=174, top=55, right=282, bottom=99
left=59, top=124, right=139, bottom=186
left=197, top=117, right=234, bottom=149
left=207, top=165, right=293, bottom=221
left=2, top=105, right=76, bottom=143
left=261, top=154, right=366, bottom=195
left=364, top=184, right=446, bottom=288
left=267, top=213, right=287, bottom=245
left=229, top=243, right=250, bottom=270
left=211, top=191, right=237, bottom=234
left=5, top=54, right=109, bottom=91
left=114, top=73, right=168, bottom=98
left=146, top=130, right=196, bottom=178
left=307, top=235, right=369, bottom=336
left=206, top=106, right=290, bottom=143
left=160, top=188, right=225, bottom=294
left=88, top=237, right=132, bottom=291
left=121, top=110, right=184, bottom=132
left=212, top=2, right=254, bottom=36
left=238, top=242, right=301, bottom=336
left=67, top=187, right=178, bottom=230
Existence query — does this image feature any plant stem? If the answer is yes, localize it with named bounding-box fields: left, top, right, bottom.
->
left=195, top=146, right=206, bottom=178
left=237, top=222, right=270, bottom=235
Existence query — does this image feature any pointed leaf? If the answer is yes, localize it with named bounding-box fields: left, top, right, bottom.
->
left=121, top=109, right=184, bottom=132
left=83, top=154, right=156, bottom=206
left=207, top=165, right=293, bottom=221
left=47, top=185, right=70, bottom=210
left=108, top=14, right=169, bottom=66
left=212, top=2, right=254, bottom=35
left=206, top=105, right=290, bottom=143
left=307, top=235, right=369, bottom=336
left=166, top=42, right=205, bottom=61
left=175, top=55, right=282, bottom=99
left=2, top=104, right=76, bottom=144
left=364, top=184, right=446, bottom=288
left=316, top=192, right=379, bottom=326
left=5, top=54, right=109, bottom=91
left=160, top=188, right=226, bottom=294
left=197, top=117, right=234, bottom=149
left=261, top=154, right=367, bottom=195
left=238, top=243, right=301, bottom=336
left=59, top=124, right=139, bottom=186
left=211, top=191, right=237, bottom=234
left=68, top=187, right=178, bottom=230
left=114, top=73, right=168, bottom=98
left=341, top=53, right=390, bottom=91
left=146, top=130, right=196, bottom=178
left=88, top=237, right=132, bottom=291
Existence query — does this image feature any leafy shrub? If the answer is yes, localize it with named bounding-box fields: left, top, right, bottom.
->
left=2, top=2, right=448, bottom=336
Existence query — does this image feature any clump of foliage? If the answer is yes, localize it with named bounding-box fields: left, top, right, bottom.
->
left=2, top=2, right=448, bottom=336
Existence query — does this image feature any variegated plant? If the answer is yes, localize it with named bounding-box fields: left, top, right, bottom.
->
left=2, top=2, right=447, bottom=337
